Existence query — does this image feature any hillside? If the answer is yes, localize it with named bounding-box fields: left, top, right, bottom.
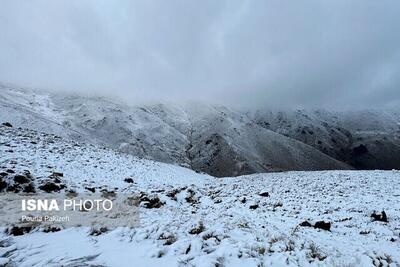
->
left=1, top=84, right=400, bottom=176
left=0, top=85, right=355, bottom=176
left=251, top=109, right=400, bottom=170
left=0, top=124, right=399, bottom=266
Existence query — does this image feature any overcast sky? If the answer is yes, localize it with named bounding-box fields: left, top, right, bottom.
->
left=1, top=1, right=400, bottom=109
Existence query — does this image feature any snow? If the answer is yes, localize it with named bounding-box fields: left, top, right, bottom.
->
left=0, top=126, right=211, bottom=191
left=1, top=125, right=399, bottom=266
left=0, top=85, right=354, bottom=177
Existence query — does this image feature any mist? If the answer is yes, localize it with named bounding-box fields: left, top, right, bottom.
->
left=1, top=0, right=400, bottom=109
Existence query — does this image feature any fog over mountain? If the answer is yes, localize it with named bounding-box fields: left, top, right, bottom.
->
left=2, top=3, right=400, bottom=265
left=1, top=85, right=399, bottom=177
left=1, top=1, right=400, bottom=109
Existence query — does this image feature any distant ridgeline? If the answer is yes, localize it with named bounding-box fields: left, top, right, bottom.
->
left=1, top=85, right=399, bottom=176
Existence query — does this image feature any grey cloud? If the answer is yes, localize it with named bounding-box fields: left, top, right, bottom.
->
left=0, top=0, right=400, bottom=109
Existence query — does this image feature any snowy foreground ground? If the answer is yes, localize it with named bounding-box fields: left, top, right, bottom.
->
left=0, top=124, right=400, bottom=266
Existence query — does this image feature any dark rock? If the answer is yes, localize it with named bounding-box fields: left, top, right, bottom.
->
left=371, top=213, right=380, bottom=221
left=189, top=223, right=205, bottom=235
left=8, top=226, right=32, bottom=236
left=0, top=172, right=8, bottom=178
left=52, top=177, right=62, bottom=184
left=85, top=187, right=96, bottom=193
left=371, top=211, right=388, bottom=222
left=124, top=178, right=134, bottom=183
left=359, top=230, right=370, bottom=235
left=2, top=122, right=13, bottom=127
left=185, top=189, right=198, bottom=204
left=6, top=169, right=15, bottom=174
left=43, top=226, right=61, bottom=233
left=185, top=244, right=191, bottom=254
left=90, top=227, right=108, bottom=236
left=23, top=170, right=33, bottom=179
left=381, top=211, right=388, bottom=222
left=14, top=174, right=30, bottom=184
left=259, top=192, right=269, bottom=197
left=249, top=204, right=259, bottom=210
left=141, top=194, right=164, bottom=209
left=50, top=172, right=63, bottom=177
left=23, top=183, right=36, bottom=193
left=299, top=221, right=312, bottom=227
left=273, top=202, right=283, bottom=208
left=39, top=182, right=63, bottom=193
left=159, top=233, right=177, bottom=245
left=6, top=184, right=21, bottom=193
left=314, top=221, right=331, bottom=231
left=166, top=187, right=186, bottom=200
left=0, top=179, right=7, bottom=191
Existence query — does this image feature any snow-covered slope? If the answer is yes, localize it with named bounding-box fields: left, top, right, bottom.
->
left=251, top=109, right=400, bottom=170
left=0, top=122, right=211, bottom=190
left=0, top=125, right=399, bottom=266
left=182, top=106, right=349, bottom=176
left=0, top=84, right=352, bottom=176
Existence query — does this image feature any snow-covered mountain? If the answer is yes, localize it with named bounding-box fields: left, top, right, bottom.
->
left=1, top=123, right=399, bottom=266
left=1, top=84, right=399, bottom=176
left=251, top=109, right=400, bottom=170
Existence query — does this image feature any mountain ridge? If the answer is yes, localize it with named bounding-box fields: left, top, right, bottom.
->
left=1, top=84, right=399, bottom=176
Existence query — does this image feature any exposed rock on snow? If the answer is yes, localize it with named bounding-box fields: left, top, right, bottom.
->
left=1, top=122, right=12, bottom=127
left=124, top=178, right=134, bottom=183
left=371, top=211, right=388, bottom=223
left=259, top=191, right=269, bottom=197
left=0, top=126, right=399, bottom=266
left=313, top=221, right=331, bottom=231
left=299, top=221, right=312, bottom=227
